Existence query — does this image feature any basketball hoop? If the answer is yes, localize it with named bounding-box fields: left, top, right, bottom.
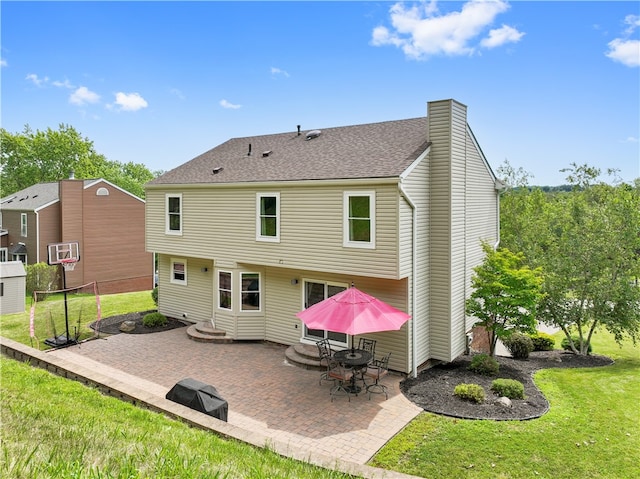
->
left=60, top=258, right=77, bottom=271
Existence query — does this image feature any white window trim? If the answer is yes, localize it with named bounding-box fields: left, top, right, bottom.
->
left=165, top=193, right=183, bottom=235
left=217, top=270, right=233, bottom=310
left=240, top=272, right=261, bottom=312
left=343, top=191, right=375, bottom=249
left=170, top=258, right=187, bottom=285
left=256, top=192, right=280, bottom=242
left=20, top=213, right=27, bottom=237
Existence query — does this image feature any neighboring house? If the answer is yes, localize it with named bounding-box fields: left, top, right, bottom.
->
left=0, top=178, right=153, bottom=294
left=0, top=261, right=27, bottom=314
left=145, top=99, right=503, bottom=374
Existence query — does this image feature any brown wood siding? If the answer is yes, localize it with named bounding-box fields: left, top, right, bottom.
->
left=59, top=180, right=85, bottom=286
left=81, top=182, right=153, bottom=293
left=37, top=203, right=61, bottom=265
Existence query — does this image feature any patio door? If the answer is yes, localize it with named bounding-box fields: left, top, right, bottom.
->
left=303, top=280, right=348, bottom=346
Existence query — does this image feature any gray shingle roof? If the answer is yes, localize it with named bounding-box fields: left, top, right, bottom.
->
left=148, top=117, right=430, bottom=186
left=0, top=182, right=60, bottom=211
left=0, top=180, right=101, bottom=211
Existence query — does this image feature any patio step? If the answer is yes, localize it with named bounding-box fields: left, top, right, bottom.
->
left=284, top=343, right=324, bottom=370
left=186, top=321, right=234, bottom=343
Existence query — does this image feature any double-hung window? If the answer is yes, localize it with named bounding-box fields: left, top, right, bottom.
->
left=166, top=194, right=182, bottom=235
left=218, top=271, right=232, bottom=310
left=170, top=258, right=187, bottom=285
left=343, top=191, right=375, bottom=248
left=241, top=272, right=261, bottom=311
left=256, top=193, right=280, bottom=242
left=20, top=213, right=27, bottom=237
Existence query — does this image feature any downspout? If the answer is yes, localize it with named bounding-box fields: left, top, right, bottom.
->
left=398, top=182, right=418, bottom=378
left=35, top=211, right=40, bottom=263
left=493, top=179, right=508, bottom=249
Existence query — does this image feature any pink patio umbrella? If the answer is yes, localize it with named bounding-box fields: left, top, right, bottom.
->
left=296, top=286, right=411, bottom=349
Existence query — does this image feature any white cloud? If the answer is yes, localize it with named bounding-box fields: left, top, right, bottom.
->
left=53, top=79, right=74, bottom=89
left=114, top=92, right=148, bottom=111
left=220, top=99, right=242, bottom=109
left=623, top=136, right=639, bottom=143
left=69, top=86, right=100, bottom=105
left=481, top=24, right=525, bottom=48
left=26, top=73, right=49, bottom=86
left=606, top=14, right=640, bottom=67
left=371, top=0, right=523, bottom=59
left=270, top=67, right=290, bottom=78
left=1, top=58, right=7, bottom=67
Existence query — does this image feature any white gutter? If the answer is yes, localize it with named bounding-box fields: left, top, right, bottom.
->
left=398, top=182, right=418, bottom=378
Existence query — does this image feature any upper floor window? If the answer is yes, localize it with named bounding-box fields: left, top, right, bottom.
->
left=218, top=271, right=232, bottom=310
left=256, top=193, right=280, bottom=242
left=170, top=258, right=187, bottom=285
left=20, top=213, right=27, bottom=237
left=343, top=191, right=375, bottom=249
left=0, top=248, right=7, bottom=262
left=166, top=194, right=182, bottom=235
left=241, top=272, right=261, bottom=311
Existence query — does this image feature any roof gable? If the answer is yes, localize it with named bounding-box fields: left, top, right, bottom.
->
left=148, top=117, right=430, bottom=186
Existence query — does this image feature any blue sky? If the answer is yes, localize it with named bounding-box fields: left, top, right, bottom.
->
left=2, top=1, right=639, bottom=186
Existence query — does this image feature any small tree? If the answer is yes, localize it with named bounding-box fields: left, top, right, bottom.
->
left=466, top=243, right=544, bottom=356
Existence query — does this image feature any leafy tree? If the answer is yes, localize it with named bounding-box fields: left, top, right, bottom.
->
left=500, top=163, right=640, bottom=354
left=466, top=243, right=544, bottom=356
left=0, top=124, right=159, bottom=198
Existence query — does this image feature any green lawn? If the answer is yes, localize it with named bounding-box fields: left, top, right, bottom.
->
left=1, top=293, right=638, bottom=478
left=370, top=331, right=639, bottom=478
left=0, top=291, right=155, bottom=349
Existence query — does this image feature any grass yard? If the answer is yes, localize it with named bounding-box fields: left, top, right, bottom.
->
left=0, top=357, right=353, bottom=479
left=369, top=331, right=640, bottom=478
left=1, top=293, right=638, bottom=478
left=0, top=291, right=156, bottom=349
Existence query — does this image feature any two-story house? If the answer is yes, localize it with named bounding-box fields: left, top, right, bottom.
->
left=0, top=178, right=153, bottom=294
left=145, top=99, right=503, bottom=374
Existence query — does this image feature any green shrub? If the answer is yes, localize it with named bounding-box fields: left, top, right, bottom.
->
left=468, top=353, right=500, bottom=376
left=529, top=331, right=555, bottom=351
left=561, top=336, right=593, bottom=353
left=25, top=262, right=59, bottom=296
left=143, top=312, right=167, bottom=328
left=491, top=378, right=526, bottom=399
left=151, top=287, right=158, bottom=306
left=454, top=383, right=486, bottom=403
left=503, top=332, right=534, bottom=359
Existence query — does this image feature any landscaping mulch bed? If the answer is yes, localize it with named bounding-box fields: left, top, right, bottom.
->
left=89, top=311, right=187, bottom=335
left=400, top=350, right=613, bottom=421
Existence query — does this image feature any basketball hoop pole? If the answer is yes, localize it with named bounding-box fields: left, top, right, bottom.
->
left=62, top=264, right=70, bottom=344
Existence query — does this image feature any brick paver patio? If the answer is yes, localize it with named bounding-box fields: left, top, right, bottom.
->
left=50, top=327, right=423, bottom=465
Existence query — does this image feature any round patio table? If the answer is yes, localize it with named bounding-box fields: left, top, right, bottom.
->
left=333, top=349, right=372, bottom=394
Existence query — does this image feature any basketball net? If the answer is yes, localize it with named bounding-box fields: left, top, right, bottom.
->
left=60, top=258, right=77, bottom=271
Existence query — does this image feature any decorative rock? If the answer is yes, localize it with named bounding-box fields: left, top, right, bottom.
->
left=495, top=396, right=512, bottom=408
left=119, top=320, right=137, bottom=332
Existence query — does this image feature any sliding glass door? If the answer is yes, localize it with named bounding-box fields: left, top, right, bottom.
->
left=303, top=280, right=347, bottom=346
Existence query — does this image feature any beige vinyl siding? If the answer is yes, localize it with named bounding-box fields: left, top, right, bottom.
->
left=464, top=128, right=499, bottom=331
left=146, top=182, right=402, bottom=279
left=400, top=155, right=431, bottom=366
left=428, top=100, right=454, bottom=361
left=261, top=266, right=411, bottom=372
left=157, top=255, right=213, bottom=323
left=449, top=101, right=470, bottom=360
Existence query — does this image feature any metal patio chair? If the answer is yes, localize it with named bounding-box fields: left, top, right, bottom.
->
left=364, top=352, right=391, bottom=400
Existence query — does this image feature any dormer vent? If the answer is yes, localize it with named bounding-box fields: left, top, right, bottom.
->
left=262, top=150, right=272, bottom=158
left=306, top=129, right=321, bottom=140
left=212, top=167, right=224, bottom=174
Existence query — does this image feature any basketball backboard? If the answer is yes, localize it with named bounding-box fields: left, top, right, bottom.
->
left=47, top=241, right=80, bottom=266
